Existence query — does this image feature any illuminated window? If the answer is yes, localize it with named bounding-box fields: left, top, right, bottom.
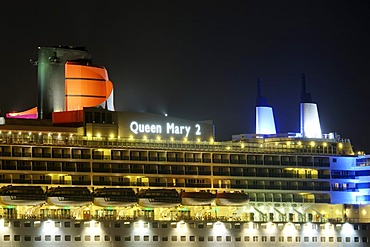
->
left=287, top=237, right=293, bottom=242
left=329, top=237, right=334, bottom=242
left=75, top=235, right=81, bottom=241
left=85, top=235, right=91, bottom=241
left=94, top=235, right=100, bottom=241
left=244, top=236, right=250, bottom=241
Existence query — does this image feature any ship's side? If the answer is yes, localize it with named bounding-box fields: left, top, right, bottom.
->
left=0, top=115, right=369, bottom=246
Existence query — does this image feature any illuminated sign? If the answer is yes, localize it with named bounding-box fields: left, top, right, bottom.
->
left=117, top=111, right=213, bottom=141
left=130, top=121, right=201, bottom=137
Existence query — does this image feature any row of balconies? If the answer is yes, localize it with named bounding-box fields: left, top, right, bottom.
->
left=0, top=145, right=331, bottom=167
left=0, top=162, right=331, bottom=179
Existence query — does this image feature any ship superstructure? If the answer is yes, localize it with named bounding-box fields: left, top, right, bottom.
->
left=0, top=46, right=369, bottom=246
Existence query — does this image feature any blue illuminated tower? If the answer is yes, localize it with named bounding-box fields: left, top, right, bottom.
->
left=300, top=73, right=322, bottom=138
left=255, top=78, right=276, bottom=135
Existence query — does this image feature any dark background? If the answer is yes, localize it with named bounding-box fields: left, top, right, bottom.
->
left=0, top=1, right=369, bottom=151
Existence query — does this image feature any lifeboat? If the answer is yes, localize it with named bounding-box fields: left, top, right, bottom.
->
left=215, top=192, right=249, bottom=206
left=93, top=188, right=137, bottom=207
left=138, top=189, right=181, bottom=208
left=47, top=187, right=92, bottom=206
left=181, top=191, right=216, bottom=206
left=0, top=186, right=46, bottom=206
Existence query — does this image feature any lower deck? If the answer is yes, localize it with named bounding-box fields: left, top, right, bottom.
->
left=0, top=219, right=369, bottom=247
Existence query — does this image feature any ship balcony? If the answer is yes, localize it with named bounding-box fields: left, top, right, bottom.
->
left=33, top=179, right=52, bottom=184
left=111, top=168, right=130, bottom=173
left=71, top=180, right=91, bottom=185
left=111, top=181, right=130, bottom=186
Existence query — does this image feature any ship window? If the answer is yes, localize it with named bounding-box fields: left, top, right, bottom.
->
left=244, top=236, right=250, bottom=241
left=321, top=237, right=326, bottom=242
left=123, top=222, right=130, bottom=228
left=84, top=222, right=90, bottom=227
left=74, top=222, right=81, bottom=228
left=346, top=237, right=351, bottom=242
left=363, top=237, right=368, bottom=242
left=354, top=237, right=359, bottom=242
left=35, top=235, right=41, bottom=241
left=55, top=235, right=61, bottom=241
left=64, top=221, right=70, bottom=227
left=304, top=237, right=309, bottom=242
left=65, top=235, right=71, bottom=241
left=279, top=236, right=284, bottom=242
left=134, top=235, right=140, bottom=241
left=45, top=235, right=51, bottom=241
left=143, top=235, right=149, bottom=241
left=24, top=221, right=31, bottom=227
left=337, top=237, right=342, bottom=242
left=55, top=221, right=61, bottom=227
left=14, top=235, right=21, bottom=241
left=152, top=222, right=158, bottom=228
left=190, top=236, right=195, bottom=241
left=181, top=236, right=186, bottom=241
left=362, top=224, right=367, bottom=230
left=3, top=220, right=10, bottom=227
left=287, top=237, right=293, bottom=242
left=207, top=222, right=213, bottom=229
left=153, top=235, right=159, bottom=241
left=171, top=222, right=177, bottom=228
left=124, top=236, right=131, bottom=241
left=296, top=236, right=301, bottom=242
left=354, top=224, right=359, bottom=230
left=24, top=235, right=31, bottom=241
left=208, top=236, right=213, bottom=241
left=235, top=236, right=241, bottom=241
left=217, top=236, right=222, bottom=241
left=94, top=235, right=100, bottom=241
left=85, top=235, right=91, bottom=241
left=14, top=221, right=20, bottom=227
left=162, top=223, right=168, bottom=228
left=253, top=236, right=258, bottom=242
left=114, top=222, right=121, bottom=228
left=171, top=236, right=177, bottom=241
left=199, top=236, right=204, bottom=241
left=4, top=235, right=10, bottom=241
left=189, top=222, right=195, bottom=228
left=75, top=235, right=81, bottom=241
left=270, top=236, right=276, bottom=242
left=262, top=236, right=267, bottom=242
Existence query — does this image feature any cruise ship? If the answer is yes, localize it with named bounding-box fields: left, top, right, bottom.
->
left=0, top=46, right=369, bottom=246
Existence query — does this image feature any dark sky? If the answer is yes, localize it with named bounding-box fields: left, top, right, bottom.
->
left=1, top=1, right=370, bottom=152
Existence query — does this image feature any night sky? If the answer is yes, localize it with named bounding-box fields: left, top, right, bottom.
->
left=0, top=1, right=370, bottom=152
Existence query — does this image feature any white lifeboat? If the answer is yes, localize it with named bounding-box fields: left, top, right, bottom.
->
left=0, top=186, right=46, bottom=206
left=93, top=188, right=137, bottom=207
left=215, top=191, right=249, bottom=206
left=181, top=191, right=216, bottom=206
left=47, top=187, right=92, bottom=207
left=138, top=189, right=180, bottom=208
